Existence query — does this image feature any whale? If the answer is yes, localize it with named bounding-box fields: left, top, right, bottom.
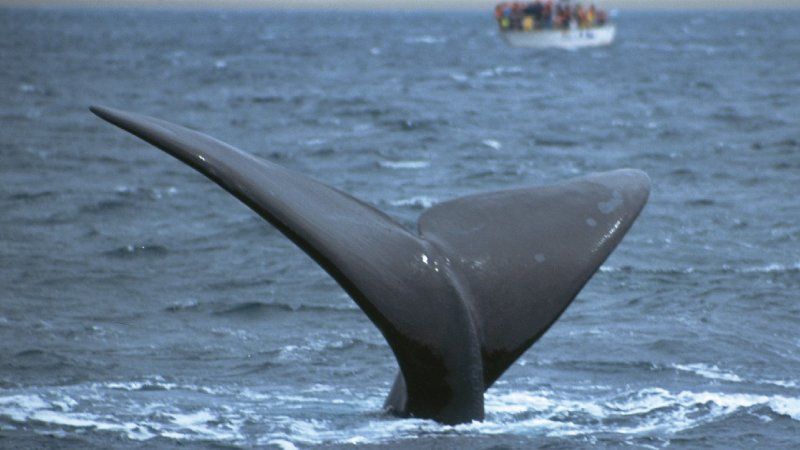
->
left=90, top=105, right=650, bottom=425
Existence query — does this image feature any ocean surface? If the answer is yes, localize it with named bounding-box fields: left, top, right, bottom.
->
left=1, top=6, right=799, bottom=449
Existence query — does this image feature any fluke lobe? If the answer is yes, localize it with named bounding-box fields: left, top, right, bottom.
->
left=90, top=106, right=650, bottom=425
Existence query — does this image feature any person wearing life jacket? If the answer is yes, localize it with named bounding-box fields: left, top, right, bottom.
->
left=553, top=2, right=565, bottom=29
left=561, top=3, right=572, bottom=29
left=524, top=0, right=544, bottom=31
left=496, top=2, right=513, bottom=30
left=496, top=0, right=609, bottom=32
left=510, top=2, right=524, bottom=30
left=527, top=1, right=544, bottom=21
left=587, top=4, right=597, bottom=27
left=495, top=3, right=506, bottom=29
left=543, top=0, right=554, bottom=28
left=495, top=3, right=504, bottom=21
left=575, top=3, right=587, bottom=29
left=597, top=9, right=607, bottom=25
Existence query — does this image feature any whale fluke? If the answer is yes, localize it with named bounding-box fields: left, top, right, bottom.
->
left=90, top=105, right=650, bottom=424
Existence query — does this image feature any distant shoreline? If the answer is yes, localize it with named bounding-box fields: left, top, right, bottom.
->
left=2, top=0, right=800, bottom=11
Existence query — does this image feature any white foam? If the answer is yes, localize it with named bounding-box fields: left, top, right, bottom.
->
left=672, top=364, right=799, bottom=389
left=305, top=384, right=335, bottom=393
left=600, top=262, right=800, bottom=275
left=478, top=66, right=523, bottom=78
left=99, top=378, right=218, bottom=395
left=390, top=196, right=437, bottom=209
left=763, top=379, right=799, bottom=388
left=404, top=35, right=445, bottom=44
left=482, top=387, right=800, bottom=438
left=4, top=382, right=799, bottom=446
left=378, top=160, right=430, bottom=170
left=599, top=265, right=696, bottom=274
left=268, top=439, right=299, bottom=450
left=486, top=391, right=555, bottom=413
left=0, top=394, right=49, bottom=421
left=106, top=380, right=175, bottom=391
left=114, top=185, right=178, bottom=199
left=157, top=408, right=243, bottom=442
left=31, top=410, right=107, bottom=428
left=673, top=363, right=743, bottom=382
left=0, top=393, right=156, bottom=441
left=168, top=410, right=215, bottom=427
left=52, top=396, right=78, bottom=412
left=741, top=262, right=800, bottom=273
left=299, top=386, right=726, bottom=442
left=0, top=394, right=49, bottom=409
left=770, top=396, right=800, bottom=420
left=481, top=139, right=502, bottom=150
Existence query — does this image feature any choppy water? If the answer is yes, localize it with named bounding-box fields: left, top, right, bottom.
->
left=1, top=6, right=799, bottom=449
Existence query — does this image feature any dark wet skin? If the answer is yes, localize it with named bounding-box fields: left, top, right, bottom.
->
left=90, top=106, right=648, bottom=424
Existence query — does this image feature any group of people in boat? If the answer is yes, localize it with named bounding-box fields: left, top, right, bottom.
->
left=495, top=1, right=609, bottom=32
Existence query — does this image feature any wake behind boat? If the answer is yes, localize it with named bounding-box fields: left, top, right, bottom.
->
left=496, top=1, right=615, bottom=49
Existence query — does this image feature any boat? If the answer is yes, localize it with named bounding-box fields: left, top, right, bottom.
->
left=495, top=1, right=615, bottom=49
left=501, top=23, right=616, bottom=49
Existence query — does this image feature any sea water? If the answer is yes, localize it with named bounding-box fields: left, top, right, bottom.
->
left=1, top=7, right=799, bottom=449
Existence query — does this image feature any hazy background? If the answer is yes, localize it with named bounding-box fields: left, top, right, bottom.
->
left=3, top=0, right=800, bottom=10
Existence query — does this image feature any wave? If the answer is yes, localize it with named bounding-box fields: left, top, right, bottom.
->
left=72, top=187, right=179, bottom=217
left=599, top=265, right=696, bottom=275
left=477, top=66, right=523, bottom=78
left=249, top=95, right=283, bottom=104
left=7, top=349, right=74, bottom=372
left=267, top=439, right=299, bottom=450
left=672, top=363, right=798, bottom=389
left=449, top=72, right=469, bottom=82
left=78, top=199, right=130, bottom=214
left=481, top=139, right=502, bottom=150
left=378, top=160, right=430, bottom=170
left=97, top=377, right=220, bottom=395
left=2, top=383, right=798, bottom=447
left=530, top=135, right=581, bottom=147
left=379, top=117, right=449, bottom=132
left=250, top=387, right=800, bottom=444
left=0, top=394, right=156, bottom=441
left=6, top=190, right=57, bottom=201
left=685, top=198, right=715, bottom=207
left=404, top=35, right=445, bottom=44
left=102, top=244, right=170, bottom=259
left=163, top=299, right=200, bottom=312
left=205, top=278, right=275, bottom=292
left=739, top=262, right=800, bottom=274
left=480, top=388, right=800, bottom=436
left=277, top=337, right=384, bottom=361
left=752, top=138, right=800, bottom=152
left=114, top=185, right=179, bottom=200
left=389, top=196, right=437, bottom=209
left=213, top=301, right=357, bottom=316
left=672, top=363, right=742, bottom=382
left=599, top=262, right=800, bottom=275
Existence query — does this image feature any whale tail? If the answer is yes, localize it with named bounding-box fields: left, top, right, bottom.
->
left=90, top=105, right=649, bottom=424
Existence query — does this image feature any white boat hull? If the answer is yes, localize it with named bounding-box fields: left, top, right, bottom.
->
left=502, top=24, right=616, bottom=49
